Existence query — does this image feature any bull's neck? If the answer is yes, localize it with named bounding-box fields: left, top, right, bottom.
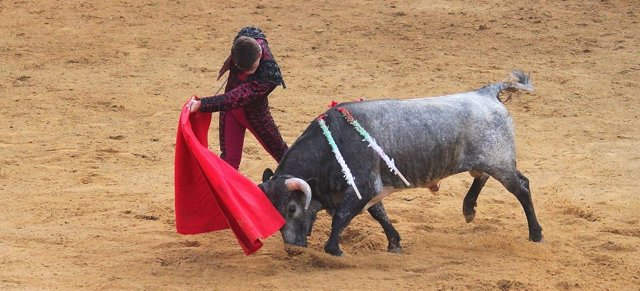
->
left=275, top=125, right=329, bottom=180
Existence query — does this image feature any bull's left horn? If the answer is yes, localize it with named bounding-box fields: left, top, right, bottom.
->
left=285, top=178, right=312, bottom=210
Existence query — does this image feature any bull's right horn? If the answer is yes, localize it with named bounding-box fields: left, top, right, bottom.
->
left=284, top=178, right=312, bottom=210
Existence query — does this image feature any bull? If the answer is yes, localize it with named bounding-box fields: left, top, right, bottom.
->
left=259, top=71, right=543, bottom=256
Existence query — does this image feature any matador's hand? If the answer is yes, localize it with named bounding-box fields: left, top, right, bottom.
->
left=187, top=96, right=201, bottom=113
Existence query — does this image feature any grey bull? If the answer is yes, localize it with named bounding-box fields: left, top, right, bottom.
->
left=259, top=71, right=543, bottom=256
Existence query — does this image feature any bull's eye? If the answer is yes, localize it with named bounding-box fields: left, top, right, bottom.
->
left=287, top=205, right=297, bottom=217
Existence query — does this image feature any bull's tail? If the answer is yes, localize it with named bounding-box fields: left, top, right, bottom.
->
left=501, top=70, right=534, bottom=93
left=480, top=70, right=534, bottom=102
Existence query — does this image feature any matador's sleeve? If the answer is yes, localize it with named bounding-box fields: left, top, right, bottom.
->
left=199, top=81, right=276, bottom=112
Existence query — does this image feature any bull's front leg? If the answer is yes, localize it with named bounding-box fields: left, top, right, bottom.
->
left=324, top=193, right=367, bottom=256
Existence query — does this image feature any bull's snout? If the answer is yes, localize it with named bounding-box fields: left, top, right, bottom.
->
left=281, top=228, right=308, bottom=246
left=283, top=239, right=307, bottom=248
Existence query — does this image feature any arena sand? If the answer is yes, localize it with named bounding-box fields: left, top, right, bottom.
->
left=1, top=1, right=639, bottom=289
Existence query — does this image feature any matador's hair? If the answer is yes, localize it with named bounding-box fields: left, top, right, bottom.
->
left=232, top=36, right=262, bottom=70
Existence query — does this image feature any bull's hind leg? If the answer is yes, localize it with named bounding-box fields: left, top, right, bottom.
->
left=462, top=171, right=490, bottom=223
left=491, top=169, right=543, bottom=242
left=368, top=202, right=402, bottom=253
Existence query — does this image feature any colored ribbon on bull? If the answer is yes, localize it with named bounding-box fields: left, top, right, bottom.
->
left=317, top=115, right=362, bottom=200
left=337, top=107, right=411, bottom=187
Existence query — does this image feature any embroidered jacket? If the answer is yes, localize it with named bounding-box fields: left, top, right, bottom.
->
left=200, top=27, right=285, bottom=112
left=199, top=27, right=288, bottom=162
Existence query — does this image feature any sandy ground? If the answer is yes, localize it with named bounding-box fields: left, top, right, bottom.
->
left=1, top=0, right=639, bottom=290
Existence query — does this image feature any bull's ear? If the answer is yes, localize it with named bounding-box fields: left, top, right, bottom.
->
left=257, top=182, right=277, bottom=204
left=262, top=168, right=274, bottom=182
left=308, top=199, right=323, bottom=213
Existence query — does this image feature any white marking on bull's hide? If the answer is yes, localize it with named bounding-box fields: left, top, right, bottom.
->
left=363, top=186, right=395, bottom=211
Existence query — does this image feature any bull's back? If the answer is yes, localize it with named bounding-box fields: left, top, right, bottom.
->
left=332, top=94, right=514, bottom=186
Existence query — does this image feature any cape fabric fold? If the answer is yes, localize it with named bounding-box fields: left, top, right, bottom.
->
left=174, top=106, right=284, bottom=255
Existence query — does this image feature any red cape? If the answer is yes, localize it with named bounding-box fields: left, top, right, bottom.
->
left=174, top=105, right=285, bottom=255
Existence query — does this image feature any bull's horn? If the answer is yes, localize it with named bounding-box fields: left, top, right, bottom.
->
left=285, top=178, right=312, bottom=210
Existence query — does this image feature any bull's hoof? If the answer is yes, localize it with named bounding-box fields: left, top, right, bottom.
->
left=462, top=203, right=476, bottom=223
left=324, top=247, right=344, bottom=257
left=529, top=232, right=544, bottom=243
left=387, top=246, right=403, bottom=254
left=464, top=213, right=476, bottom=223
